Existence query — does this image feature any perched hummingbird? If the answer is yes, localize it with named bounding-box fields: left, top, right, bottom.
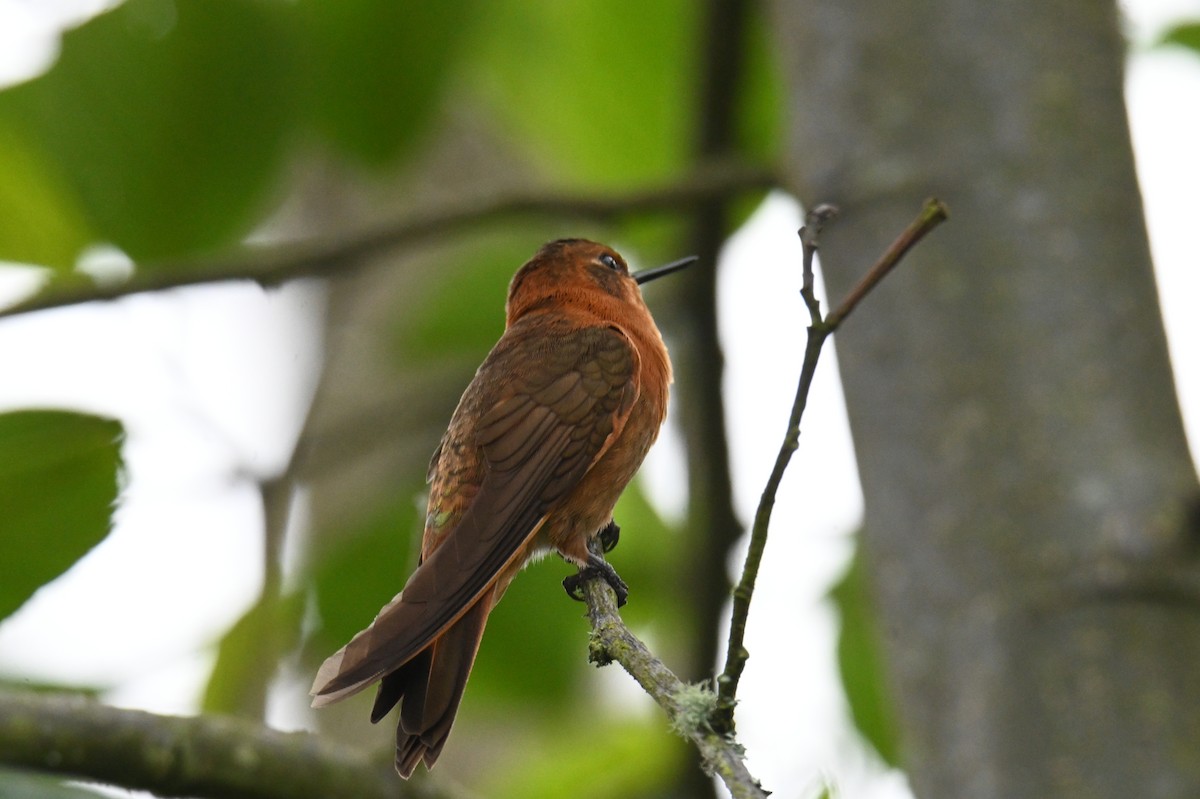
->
left=310, top=239, right=694, bottom=777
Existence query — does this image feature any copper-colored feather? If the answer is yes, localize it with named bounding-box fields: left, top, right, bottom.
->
left=310, top=239, right=683, bottom=776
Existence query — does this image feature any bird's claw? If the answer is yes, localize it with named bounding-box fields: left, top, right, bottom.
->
left=562, top=553, right=629, bottom=608
left=598, top=520, right=621, bottom=553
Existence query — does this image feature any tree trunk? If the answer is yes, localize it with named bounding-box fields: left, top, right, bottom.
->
left=770, top=0, right=1200, bottom=796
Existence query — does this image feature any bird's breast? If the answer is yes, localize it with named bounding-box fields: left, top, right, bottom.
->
left=541, top=337, right=670, bottom=564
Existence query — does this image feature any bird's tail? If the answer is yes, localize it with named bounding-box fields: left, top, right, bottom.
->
left=372, top=590, right=493, bottom=778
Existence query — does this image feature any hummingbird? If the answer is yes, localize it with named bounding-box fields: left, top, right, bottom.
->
left=310, top=239, right=694, bottom=777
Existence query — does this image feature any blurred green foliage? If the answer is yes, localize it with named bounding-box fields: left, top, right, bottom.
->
left=480, top=717, right=687, bottom=799
left=308, top=493, right=425, bottom=656
left=830, top=549, right=901, bottom=767
left=1159, top=21, right=1200, bottom=53
left=295, top=0, right=476, bottom=168
left=393, top=233, right=529, bottom=365
left=465, top=0, right=700, bottom=188
left=202, top=590, right=306, bottom=717
left=0, top=120, right=96, bottom=271
left=0, top=0, right=478, bottom=264
left=0, top=0, right=296, bottom=261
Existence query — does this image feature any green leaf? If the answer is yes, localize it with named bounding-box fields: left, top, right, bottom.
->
left=0, top=121, right=95, bottom=271
left=830, top=547, right=901, bottom=766
left=297, top=0, right=478, bottom=167
left=0, top=411, right=123, bottom=621
left=0, top=0, right=297, bottom=262
left=464, top=0, right=781, bottom=190
left=464, top=0, right=700, bottom=188
left=1158, top=21, right=1200, bottom=54
left=308, top=493, right=423, bottom=655
left=202, top=591, right=305, bottom=717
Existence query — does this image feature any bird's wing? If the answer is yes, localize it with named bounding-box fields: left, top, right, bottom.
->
left=311, top=322, right=638, bottom=704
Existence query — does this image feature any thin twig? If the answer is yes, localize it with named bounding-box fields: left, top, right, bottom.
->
left=714, top=205, right=837, bottom=724
left=799, top=204, right=839, bottom=325
left=825, top=198, right=948, bottom=330
left=0, top=162, right=775, bottom=321
left=714, top=199, right=948, bottom=728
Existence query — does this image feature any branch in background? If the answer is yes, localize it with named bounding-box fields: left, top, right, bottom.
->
left=0, top=689, right=453, bottom=799
left=580, top=577, right=768, bottom=799
left=678, top=0, right=755, bottom=710
left=197, top=475, right=296, bottom=719
left=715, top=198, right=948, bottom=725
left=0, top=162, right=776, bottom=321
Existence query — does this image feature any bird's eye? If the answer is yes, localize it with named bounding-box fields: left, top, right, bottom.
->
left=599, top=253, right=622, bottom=271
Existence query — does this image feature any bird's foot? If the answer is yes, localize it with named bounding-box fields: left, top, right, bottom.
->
left=598, top=520, right=621, bottom=553
left=563, top=552, right=629, bottom=608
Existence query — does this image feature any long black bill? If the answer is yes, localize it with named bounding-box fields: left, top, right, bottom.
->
left=633, top=255, right=698, bottom=285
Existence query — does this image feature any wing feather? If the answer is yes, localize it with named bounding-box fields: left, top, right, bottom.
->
left=312, top=321, right=638, bottom=704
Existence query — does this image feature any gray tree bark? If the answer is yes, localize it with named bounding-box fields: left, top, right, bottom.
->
left=770, top=1, right=1200, bottom=796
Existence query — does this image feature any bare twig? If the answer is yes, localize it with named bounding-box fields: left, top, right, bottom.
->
left=799, top=203, right=839, bottom=325
left=0, top=162, right=775, bottom=321
left=715, top=198, right=948, bottom=727
left=581, top=575, right=768, bottom=799
left=0, top=689, right=450, bottom=799
left=825, top=198, right=948, bottom=330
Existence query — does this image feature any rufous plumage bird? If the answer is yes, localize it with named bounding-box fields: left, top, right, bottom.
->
left=310, top=239, right=693, bottom=777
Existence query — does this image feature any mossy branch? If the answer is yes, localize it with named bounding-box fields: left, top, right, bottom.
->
left=580, top=575, right=768, bottom=799
left=0, top=689, right=450, bottom=799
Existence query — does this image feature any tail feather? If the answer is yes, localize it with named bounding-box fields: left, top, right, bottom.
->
left=311, top=567, right=515, bottom=778
left=310, top=590, right=408, bottom=708
left=393, top=594, right=491, bottom=776
left=370, top=648, right=429, bottom=724
left=396, top=734, right=428, bottom=780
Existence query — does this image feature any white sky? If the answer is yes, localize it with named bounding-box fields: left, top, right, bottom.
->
left=0, top=2, right=1197, bottom=797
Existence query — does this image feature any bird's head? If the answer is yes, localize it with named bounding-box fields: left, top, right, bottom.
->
left=506, top=239, right=694, bottom=326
